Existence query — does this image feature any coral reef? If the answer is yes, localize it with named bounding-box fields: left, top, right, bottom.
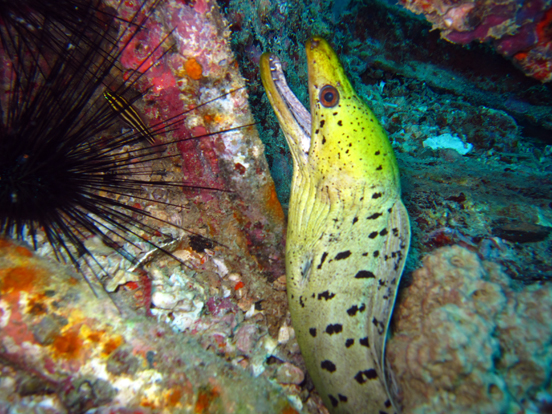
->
left=72, top=0, right=293, bottom=345
left=224, top=1, right=551, bottom=410
left=104, top=0, right=286, bottom=283
left=1, top=0, right=552, bottom=412
left=0, top=0, right=303, bottom=411
left=388, top=245, right=552, bottom=413
left=397, top=143, right=552, bottom=283
left=400, top=0, right=552, bottom=82
left=222, top=0, right=552, bottom=203
left=0, top=238, right=300, bottom=413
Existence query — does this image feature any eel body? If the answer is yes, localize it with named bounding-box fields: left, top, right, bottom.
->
left=260, top=38, right=410, bottom=414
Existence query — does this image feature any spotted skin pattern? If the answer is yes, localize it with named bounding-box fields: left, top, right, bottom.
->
left=260, top=38, right=410, bottom=413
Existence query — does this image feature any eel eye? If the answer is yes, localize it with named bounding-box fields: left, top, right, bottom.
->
left=319, top=85, right=339, bottom=107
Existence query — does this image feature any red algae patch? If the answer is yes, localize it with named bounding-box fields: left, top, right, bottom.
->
left=26, top=293, right=49, bottom=315
left=52, top=328, right=83, bottom=360
left=281, top=406, right=300, bottom=414
left=83, top=325, right=125, bottom=357
left=184, top=57, right=203, bottom=80
left=1, top=266, right=39, bottom=293
left=86, top=330, right=103, bottom=344
left=263, top=182, right=285, bottom=223
left=102, top=335, right=124, bottom=356
left=14, top=245, right=33, bottom=258
left=194, top=386, right=221, bottom=413
left=139, top=399, right=156, bottom=410
left=165, top=386, right=186, bottom=407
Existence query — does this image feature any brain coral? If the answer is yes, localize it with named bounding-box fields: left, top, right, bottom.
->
left=388, top=245, right=552, bottom=413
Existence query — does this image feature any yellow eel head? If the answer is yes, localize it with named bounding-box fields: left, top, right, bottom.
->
left=261, top=38, right=410, bottom=414
left=304, top=38, right=400, bottom=185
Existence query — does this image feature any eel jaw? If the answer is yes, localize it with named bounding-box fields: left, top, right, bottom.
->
left=259, top=53, right=311, bottom=166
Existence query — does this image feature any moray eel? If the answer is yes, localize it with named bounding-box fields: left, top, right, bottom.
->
left=260, top=38, right=410, bottom=413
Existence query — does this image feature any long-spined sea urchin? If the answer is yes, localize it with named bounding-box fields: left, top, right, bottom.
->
left=0, top=0, right=253, bottom=297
